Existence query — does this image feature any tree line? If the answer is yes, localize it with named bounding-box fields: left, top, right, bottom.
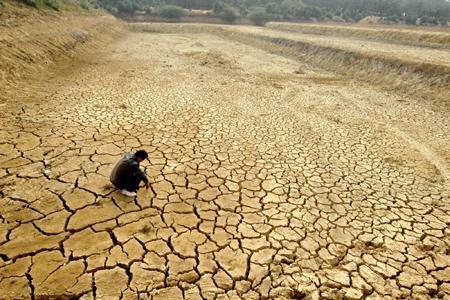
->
left=5, top=0, right=448, bottom=26
left=101, top=0, right=449, bottom=25
left=10, top=0, right=446, bottom=26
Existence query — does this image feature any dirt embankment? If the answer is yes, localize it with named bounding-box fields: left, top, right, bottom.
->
left=266, top=22, right=450, bottom=48
left=0, top=1, right=125, bottom=103
left=130, top=23, right=450, bottom=108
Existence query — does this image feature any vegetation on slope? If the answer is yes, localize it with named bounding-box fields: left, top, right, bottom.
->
left=159, top=4, right=184, bottom=19
left=0, top=0, right=94, bottom=11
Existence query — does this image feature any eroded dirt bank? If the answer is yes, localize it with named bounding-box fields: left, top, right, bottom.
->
left=131, top=23, right=450, bottom=113
left=266, top=22, right=450, bottom=48
left=0, top=1, right=125, bottom=104
left=0, top=22, right=449, bottom=300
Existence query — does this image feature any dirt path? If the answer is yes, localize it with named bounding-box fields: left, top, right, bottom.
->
left=0, top=31, right=449, bottom=299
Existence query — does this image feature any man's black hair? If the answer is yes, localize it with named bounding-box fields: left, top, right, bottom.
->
left=135, top=150, right=149, bottom=160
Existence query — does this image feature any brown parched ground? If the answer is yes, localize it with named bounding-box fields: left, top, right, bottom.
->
left=0, top=13, right=450, bottom=300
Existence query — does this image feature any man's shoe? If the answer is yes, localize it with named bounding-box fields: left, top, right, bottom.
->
left=121, top=189, right=137, bottom=197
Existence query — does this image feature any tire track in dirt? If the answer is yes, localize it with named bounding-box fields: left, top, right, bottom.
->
left=391, top=127, right=449, bottom=184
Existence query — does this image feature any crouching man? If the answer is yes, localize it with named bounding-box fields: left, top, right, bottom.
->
left=110, top=150, right=150, bottom=197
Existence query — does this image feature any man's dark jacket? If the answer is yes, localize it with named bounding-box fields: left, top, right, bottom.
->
left=110, top=153, right=148, bottom=189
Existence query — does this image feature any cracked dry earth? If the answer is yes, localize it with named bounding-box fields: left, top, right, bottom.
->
left=1, top=30, right=450, bottom=300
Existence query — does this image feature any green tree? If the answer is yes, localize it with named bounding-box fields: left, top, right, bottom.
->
left=404, top=15, right=417, bottom=25
left=219, top=5, right=238, bottom=23
left=279, top=0, right=304, bottom=20
left=80, top=0, right=89, bottom=9
left=91, top=0, right=449, bottom=24
left=249, top=7, right=269, bottom=26
left=43, top=0, right=60, bottom=10
left=419, top=15, right=438, bottom=25
left=301, top=5, right=323, bottom=20
left=117, top=0, right=135, bottom=13
left=213, top=0, right=225, bottom=13
left=159, top=5, right=184, bottom=19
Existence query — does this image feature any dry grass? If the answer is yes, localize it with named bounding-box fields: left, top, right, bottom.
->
left=128, top=22, right=212, bottom=34
left=238, top=35, right=449, bottom=109
left=122, top=14, right=253, bottom=25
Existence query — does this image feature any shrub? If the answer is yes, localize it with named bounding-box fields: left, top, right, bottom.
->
left=219, top=5, right=238, bottom=23
left=300, top=6, right=323, bottom=20
left=159, top=5, right=184, bottom=19
left=438, top=18, right=449, bottom=26
left=404, top=15, right=417, bottom=25
left=80, top=0, right=89, bottom=10
left=279, top=0, right=304, bottom=20
left=332, top=15, right=346, bottom=23
left=117, top=0, right=135, bottom=14
left=213, top=0, right=224, bottom=14
left=383, top=15, right=399, bottom=23
left=436, top=17, right=447, bottom=26
left=419, top=16, right=438, bottom=25
left=145, top=7, right=153, bottom=15
left=268, top=13, right=283, bottom=21
left=249, top=8, right=269, bottom=26
left=44, top=0, right=60, bottom=10
left=20, top=0, right=37, bottom=7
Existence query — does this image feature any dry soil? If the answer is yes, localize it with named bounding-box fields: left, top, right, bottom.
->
left=0, top=24, right=449, bottom=299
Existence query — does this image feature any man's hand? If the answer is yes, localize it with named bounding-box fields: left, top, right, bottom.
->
left=144, top=182, right=150, bottom=190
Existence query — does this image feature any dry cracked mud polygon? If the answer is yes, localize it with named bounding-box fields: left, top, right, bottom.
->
left=0, top=31, right=449, bottom=299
